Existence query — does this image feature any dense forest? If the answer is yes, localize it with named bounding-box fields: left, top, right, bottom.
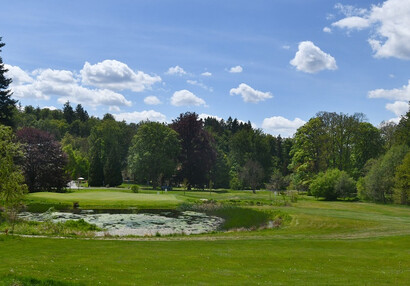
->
left=1, top=38, right=409, bottom=205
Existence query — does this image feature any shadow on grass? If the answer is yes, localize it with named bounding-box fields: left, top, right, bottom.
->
left=0, top=275, right=84, bottom=286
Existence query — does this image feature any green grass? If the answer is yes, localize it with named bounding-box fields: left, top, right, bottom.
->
left=1, top=188, right=408, bottom=285
left=26, top=191, right=183, bottom=209
left=0, top=235, right=408, bottom=285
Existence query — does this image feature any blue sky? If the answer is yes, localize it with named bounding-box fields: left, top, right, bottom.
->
left=1, top=0, right=409, bottom=137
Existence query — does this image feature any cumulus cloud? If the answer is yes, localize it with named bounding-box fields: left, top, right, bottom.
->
left=229, top=65, right=243, bottom=73
left=6, top=65, right=132, bottom=107
left=290, top=41, right=337, bottom=73
left=171, top=90, right=206, bottom=107
left=4, top=64, right=33, bottom=85
left=113, top=110, right=166, bottom=123
left=144, top=96, right=162, bottom=105
left=230, top=83, right=273, bottom=103
left=201, top=72, right=212, bottom=77
left=332, top=0, right=410, bottom=59
left=368, top=80, right=410, bottom=101
left=323, top=27, right=332, bottom=33
left=386, top=101, right=409, bottom=117
left=262, top=116, right=306, bottom=137
left=166, top=65, right=187, bottom=75
left=81, top=60, right=161, bottom=92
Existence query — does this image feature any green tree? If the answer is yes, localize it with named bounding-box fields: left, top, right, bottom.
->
left=351, top=122, right=384, bottom=178
left=0, top=37, right=17, bottom=127
left=239, top=159, right=264, bottom=194
left=63, top=144, right=89, bottom=180
left=393, top=103, right=410, bottom=146
left=393, top=151, right=410, bottom=205
left=128, top=122, right=180, bottom=188
left=359, top=145, right=409, bottom=203
left=0, top=125, right=27, bottom=233
left=88, top=118, right=124, bottom=187
left=88, top=138, right=104, bottom=186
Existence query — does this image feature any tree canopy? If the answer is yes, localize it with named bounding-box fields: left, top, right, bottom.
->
left=128, top=122, right=180, bottom=188
left=16, top=127, right=69, bottom=192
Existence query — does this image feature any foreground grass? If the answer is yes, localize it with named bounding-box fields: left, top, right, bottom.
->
left=0, top=235, right=409, bottom=285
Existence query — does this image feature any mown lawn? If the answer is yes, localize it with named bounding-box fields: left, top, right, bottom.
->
left=1, top=189, right=409, bottom=285
left=1, top=235, right=409, bottom=285
left=26, top=191, right=183, bottom=209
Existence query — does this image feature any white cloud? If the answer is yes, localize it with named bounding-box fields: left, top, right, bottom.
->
left=386, top=101, right=409, bottom=116
left=198, top=113, right=223, bottom=121
left=368, top=80, right=410, bottom=101
left=387, top=117, right=401, bottom=124
left=282, top=45, right=291, bottom=50
left=7, top=65, right=132, bottom=107
left=144, top=96, right=162, bottom=105
left=262, top=116, right=306, bottom=137
left=171, top=90, right=206, bottom=107
left=57, top=88, right=132, bottom=107
left=230, top=83, right=273, bottom=103
left=42, top=106, right=58, bottom=111
left=334, top=3, right=367, bottom=17
left=81, top=60, right=161, bottom=92
left=113, top=110, right=166, bottom=123
left=201, top=72, right=212, bottom=77
left=290, top=41, right=337, bottom=73
left=166, top=65, right=187, bottom=75
left=187, top=80, right=213, bottom=92
left=229, top=65, right=243, bottom=73
left=323, top=27, right=332, bottom=33
left=332, top=16, right=370, bottom=30
left=332, top=0, right=410, bottom=59
left=4, top=64, right=33, bottom=85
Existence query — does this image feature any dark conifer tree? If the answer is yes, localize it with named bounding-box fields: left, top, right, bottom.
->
left=88, top=138, right=104, bottom=187
left=103, top=147, right=123, bottom=187
left=63, top=101, right=75, bottom=124
left=0, top=37, right=17, bottom=127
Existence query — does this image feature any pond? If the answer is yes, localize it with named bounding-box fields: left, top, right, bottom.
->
left=18, top=209, right=224, bottom=237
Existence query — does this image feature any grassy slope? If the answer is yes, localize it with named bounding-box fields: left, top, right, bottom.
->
left=1, top=189, right=409, bottom=285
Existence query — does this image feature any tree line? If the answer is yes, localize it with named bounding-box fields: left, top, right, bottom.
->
left=1, top=37, right=409, bottom=206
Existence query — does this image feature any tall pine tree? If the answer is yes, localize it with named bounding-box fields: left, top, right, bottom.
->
left=88, top=138, right=104, bottom=187
left=0, top=37, right=17, bottom=127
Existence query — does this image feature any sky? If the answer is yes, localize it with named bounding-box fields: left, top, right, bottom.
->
left=1, top=0, right=410, bottom=137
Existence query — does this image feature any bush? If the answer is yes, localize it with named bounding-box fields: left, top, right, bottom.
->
left=335, top=172, right=356, bottom=199
left=131, top=185, right=139, bottom=193
left=229, top=176, right=242, bottom=190
left=310, top=169, right=356, bottom=200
